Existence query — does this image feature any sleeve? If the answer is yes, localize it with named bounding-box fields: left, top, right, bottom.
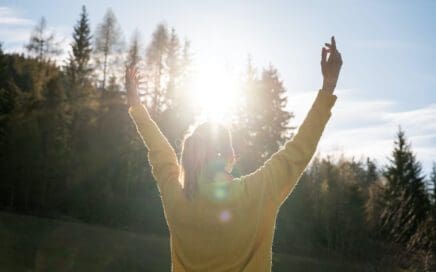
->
left=240, top=90, right=337, bottom=207
left=129, top=104, right=181, bottom=191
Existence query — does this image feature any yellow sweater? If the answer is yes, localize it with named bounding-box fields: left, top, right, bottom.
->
left=129, top=89, right=337, bottom=272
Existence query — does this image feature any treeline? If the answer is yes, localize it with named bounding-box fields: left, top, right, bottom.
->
left=0, top=6, right=291, bottom=233
left=276, top=140, right=436, bottom=270
left=0, top=5, right=435, bottom=271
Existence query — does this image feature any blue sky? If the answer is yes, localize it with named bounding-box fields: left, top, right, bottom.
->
left=1, top=0, right=435, bottom=175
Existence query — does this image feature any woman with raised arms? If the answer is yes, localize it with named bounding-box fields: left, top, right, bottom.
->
left=127, top=36, right=342, bottom=272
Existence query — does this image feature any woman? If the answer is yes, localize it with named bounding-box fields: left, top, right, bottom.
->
left=127, top=36, right=342, bottom=272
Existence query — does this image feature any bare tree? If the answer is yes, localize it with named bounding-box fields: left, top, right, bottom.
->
left=25, top=17, right=61, bottom=61
left=94, top=8, right=124, bottom=91
left=126, top=30, right=142, bottom=68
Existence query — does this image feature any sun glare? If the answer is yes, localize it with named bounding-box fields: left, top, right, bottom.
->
left=190, top=58, right=240, bottom=122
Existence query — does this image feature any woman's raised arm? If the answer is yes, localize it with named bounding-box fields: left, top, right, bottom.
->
left=126, top=67, right=180, bottom=191
left=240, top=36, right=342, bottom=207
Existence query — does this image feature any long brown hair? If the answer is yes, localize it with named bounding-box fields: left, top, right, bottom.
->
left=180, top=122, right=234, bottom=200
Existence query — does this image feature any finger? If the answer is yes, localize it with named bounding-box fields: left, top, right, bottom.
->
left=321, top=47, right=327, bottom=65
left=338, top=52, right=343, bottom=65
left=325, top=43, right=331, bottom=48
left=331, top=36, right=336, bottom=52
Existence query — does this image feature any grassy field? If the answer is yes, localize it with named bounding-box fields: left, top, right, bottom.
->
left=0, top=212, right=392, bottom=271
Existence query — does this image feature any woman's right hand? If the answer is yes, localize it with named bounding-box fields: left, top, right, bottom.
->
left=321, top=36, right=343, bottom=93
left=125, top=65, right=141, bottom=107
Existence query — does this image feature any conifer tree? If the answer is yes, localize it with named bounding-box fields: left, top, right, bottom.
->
left=379, top=128, right=431, bottom=244
left=430, top=162, right=436, bottom=203
left=67, top=6, right=93, bottom=90
left=232, top=61, right=293, bottom=174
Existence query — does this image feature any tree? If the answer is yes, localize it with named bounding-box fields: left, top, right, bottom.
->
left=144, top=23, right=169, bottom=118
left=0, top=42, right=14, bottom=116
left=379, top=128, right=431, bottom=245
left=25, top=17, right=61, bottom=61
left=364, top=158, right=378, bottom=185
left=430, top=162, right=436, bottom=203
left=0, top=42, right=6, bottom=88
left=126, top=30, right=142, bottom=68
left=94, top=9, right=124, bottom=91
left=231, top=56, right=259, bottom=175
left=234, top=63, right=293, bottom=174
left=67, top=5, right=93, bottom=91
left=165, top=28, right=181, bottom=105
left=144, top=25, right=195, bottom=151
left=259, top=65, right=293, bottom=153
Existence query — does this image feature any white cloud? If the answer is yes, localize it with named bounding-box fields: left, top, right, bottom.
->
left=287, top=89, right=436, bottom=175
left=0, top=28, right=30, bottom=43
left=0, top=7, right=32, bottom=26
left=0, top=6, right=71, bottom=64
left=0, top=6, right=33, bottom=48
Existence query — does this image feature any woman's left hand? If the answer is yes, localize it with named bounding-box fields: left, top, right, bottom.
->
left=125, top=65, right=141, bottom=107
left=321, top=36, right=343, bottom=93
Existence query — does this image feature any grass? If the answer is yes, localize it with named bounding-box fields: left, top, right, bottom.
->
left=0, top=212, right=170, bottom=271
left=0, top=212, right=399, bottom=271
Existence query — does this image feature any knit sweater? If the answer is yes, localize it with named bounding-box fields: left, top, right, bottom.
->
left=129, top=89, right=337, bottom=272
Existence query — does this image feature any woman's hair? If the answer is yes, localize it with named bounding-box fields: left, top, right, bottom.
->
left=180, top=122, right=234, bottom=200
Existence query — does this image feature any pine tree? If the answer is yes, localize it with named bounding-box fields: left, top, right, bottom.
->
left=0, top=42, right=5, bottom=87
left=25, top=17, right=61, bottom=61
left=94, top=8, right=124, bottom=91
left=67, top=5, right=93, bottom=91
left=379, top=127, right=431, bottom=245
left=233, top=62, right=293, bottom=174
left=231, top=56, right=257, bottom=175
left=364, top=157, right=378, bottom=186
left=0, top=42, right=12, bottom=115
left=430, top=162, right=436, bottom=203
left=252, top=65, right=292, bottom=166
left=265, top=65, right=293, bottom=144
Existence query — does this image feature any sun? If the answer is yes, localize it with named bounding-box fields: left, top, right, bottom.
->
left=190, top=57, right=240, bottom=122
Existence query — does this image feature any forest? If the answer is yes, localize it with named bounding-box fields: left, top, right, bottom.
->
left=0, top=5, right=435, bottom=272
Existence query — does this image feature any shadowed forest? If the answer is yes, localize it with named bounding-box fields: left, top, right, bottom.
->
left=0, top=6, right=435, bottom=272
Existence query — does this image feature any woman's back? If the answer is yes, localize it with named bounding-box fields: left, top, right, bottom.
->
left=163, top=174, right=278, bottom=272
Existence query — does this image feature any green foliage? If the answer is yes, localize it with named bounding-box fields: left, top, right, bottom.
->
left=377, top=128, right=433, bottom=269
left=66, top=5, right=93, bottom=95
left=276, top=157, right=372, bottom=257
left=379, top=128, right=431, bottom=244
left=430, top=162, right=436, bottom=203
left=232, top=60, right=293, bottom=174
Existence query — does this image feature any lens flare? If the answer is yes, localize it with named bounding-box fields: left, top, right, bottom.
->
left=219, top=210, right=231, bottom=223
left=190, top=57, right=240, bottom=123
